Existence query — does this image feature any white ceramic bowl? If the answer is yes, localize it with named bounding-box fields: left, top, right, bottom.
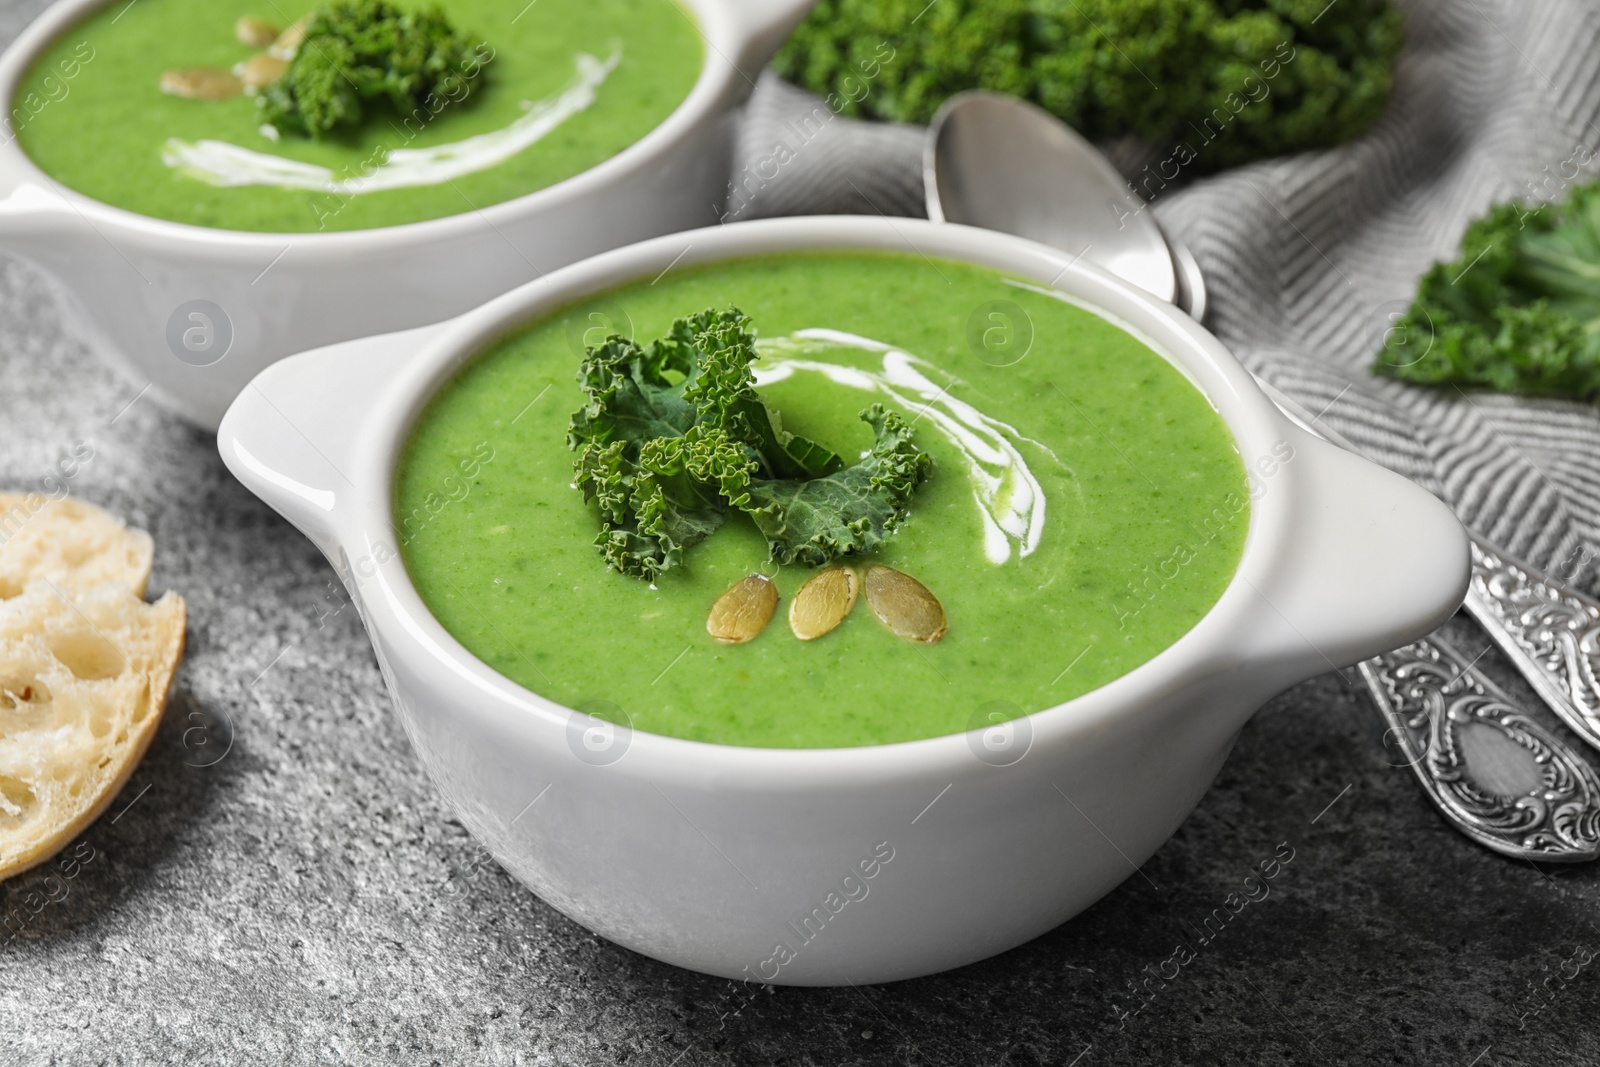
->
left=218, top=217, right=1468, bottom=985
left=0, top=0, right=812, bottom=429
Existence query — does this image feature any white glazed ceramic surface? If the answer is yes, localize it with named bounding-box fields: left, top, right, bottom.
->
left=0, top=0, right=813, bottom=430
left=218, top=218, right=1469, bottom=986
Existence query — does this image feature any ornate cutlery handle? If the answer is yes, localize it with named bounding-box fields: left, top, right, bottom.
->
left=1360, top=634, right=1600, bottom=862
left=1465, top=538, right=1600, bottom=752
left=1253, top=378, right=1600, bottom=757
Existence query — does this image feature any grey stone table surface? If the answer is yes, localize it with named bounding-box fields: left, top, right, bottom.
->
left=5, top=7, right=1600, bottom=1067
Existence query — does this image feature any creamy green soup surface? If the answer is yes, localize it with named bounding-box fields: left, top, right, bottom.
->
left=13, top=0, right=701, bottom=232
left=398, top=252, right=1251, bottom=749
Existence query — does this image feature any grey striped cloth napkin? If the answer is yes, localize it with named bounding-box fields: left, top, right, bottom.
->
left=730, top=0, right=1600, bottom=592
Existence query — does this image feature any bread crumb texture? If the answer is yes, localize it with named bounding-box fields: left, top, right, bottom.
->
left=0, top=494, right=154, bottom=599
left=0, top=496, right=184, bottom=880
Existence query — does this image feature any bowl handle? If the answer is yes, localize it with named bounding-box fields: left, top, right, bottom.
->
left=1237, top=427, right=1469, bottom=684
left=719, top=0, right=818, bottom=73
left=0, top=134, right=30, bottom=202
left=217, top=322, right=447, bottom=557
left=0, top=179, right=74, bottom=240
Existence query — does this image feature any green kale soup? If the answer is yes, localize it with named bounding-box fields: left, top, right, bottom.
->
left=397, top=253, right=1251, bottom=749
left=12, top=0, right=701, bottom=232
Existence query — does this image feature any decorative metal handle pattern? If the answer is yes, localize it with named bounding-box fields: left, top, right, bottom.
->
left=1360, top=634, right=1600, bottom=862
left=1254, top=378, right=1600, bottom=861
left=1465, top=538, right=1600, bottom=752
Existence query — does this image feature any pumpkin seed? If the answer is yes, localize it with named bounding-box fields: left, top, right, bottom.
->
left=863, top=565, right=947, bottom=643
left=237, top=53, right=288, bottom=90
left=271, top=14, right=312, bottom=56
left=789, top=567, right=858, bottom=641
left=235, top=15, right=280, bottom=47
left=160, top=67, right=244, bottom=101
left=707, top=575, right=778, bottom=644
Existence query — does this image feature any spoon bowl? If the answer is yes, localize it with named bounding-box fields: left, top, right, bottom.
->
left=925, top=91, right=1177, bottom=305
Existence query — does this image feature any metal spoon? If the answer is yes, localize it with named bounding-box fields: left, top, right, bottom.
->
left=925, top=91, right=1203, bottom=320
left=926, top=93, right=1600, bottom=861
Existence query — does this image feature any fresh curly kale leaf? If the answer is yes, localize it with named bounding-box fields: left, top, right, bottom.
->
left=569, top=334, right=698, bottom=450
left=567, top=309, right=931, bottom=579
left=675, top=307, right=843, bottom=479
left=259, top=0, right=490, bottom=138
left=579, top=427, right=757, bottom=578
left=743, top=405, right=932, bottom=567
left=1374, top=182, right=1600, bottom=401
left=771, top=0, right=1402, bottom=175
left=569, top=333, right=715, bottom=579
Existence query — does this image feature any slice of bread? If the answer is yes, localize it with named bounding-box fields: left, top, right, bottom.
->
left=0, top=582, right=186, bottom=880
left=0, top=494, right=154, bottom=599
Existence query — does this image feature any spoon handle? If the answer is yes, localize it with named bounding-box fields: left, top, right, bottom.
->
left=1360, top=634, right=1600, bottom=862
left=1463, top=540, right=1600, bottom=752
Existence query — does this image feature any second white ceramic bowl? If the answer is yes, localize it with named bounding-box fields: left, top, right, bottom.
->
left=218, top=217, right=1468, bottom=985
left=0, top=0, right=813, bottom=429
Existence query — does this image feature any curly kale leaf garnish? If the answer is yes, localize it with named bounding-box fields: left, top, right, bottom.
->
left=576, top=427, right=755, bottom=579
left=743, top=404, right=931, bottom=567
left=567, top=308, right=931, bottom=580
left=569, top=334, right=698, bottom=450
left=1374, top=181, right=1600, bottom=401
left=677, top=309, right=845, bottom=481
left=259, top=0, right=490, bottom=138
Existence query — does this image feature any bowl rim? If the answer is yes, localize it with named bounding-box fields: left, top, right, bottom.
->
left=322, top=215, right=1307, bottom=780
left=0, top=0, right=739, bottom=248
